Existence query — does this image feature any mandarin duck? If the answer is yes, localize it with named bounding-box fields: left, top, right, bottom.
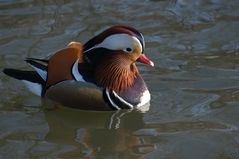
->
left=3, top=26, right=154, bottom=111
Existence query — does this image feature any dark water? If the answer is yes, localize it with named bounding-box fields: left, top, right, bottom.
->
left=0, top=0, right=239, bottom=158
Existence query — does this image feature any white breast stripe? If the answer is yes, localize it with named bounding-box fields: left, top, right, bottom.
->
left=106, top=89, right=121, bottom=110
left=112, top=91, right=134, bottom=109
left=72, top=59, right=85, bottom=82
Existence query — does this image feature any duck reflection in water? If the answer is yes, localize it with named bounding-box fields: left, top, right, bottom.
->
left=44, top=106, right=156, bottom=158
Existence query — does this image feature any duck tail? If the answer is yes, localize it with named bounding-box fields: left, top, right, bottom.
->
left=3, top=68, right=45, bottom=96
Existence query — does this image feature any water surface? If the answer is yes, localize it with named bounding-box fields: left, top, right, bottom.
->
left=0, top=0, right=239, bottom=159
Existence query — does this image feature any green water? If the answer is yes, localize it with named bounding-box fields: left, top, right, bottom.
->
left=0, top=0, right=239, bottom=158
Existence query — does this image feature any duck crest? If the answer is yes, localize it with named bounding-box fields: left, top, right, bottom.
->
left=83, top=25, right=145, bottom=52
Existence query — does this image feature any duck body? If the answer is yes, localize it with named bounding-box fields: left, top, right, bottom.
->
left=3, top=26, right=154, bottom=111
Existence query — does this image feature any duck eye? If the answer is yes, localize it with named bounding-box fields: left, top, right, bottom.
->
left=125, top=48, right=132, bottom=52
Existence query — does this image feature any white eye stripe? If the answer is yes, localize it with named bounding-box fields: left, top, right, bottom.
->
left=85, top=34, right=142, bottom=53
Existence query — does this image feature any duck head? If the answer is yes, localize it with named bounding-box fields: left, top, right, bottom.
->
left=82, top=26, right=154, bottom=93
